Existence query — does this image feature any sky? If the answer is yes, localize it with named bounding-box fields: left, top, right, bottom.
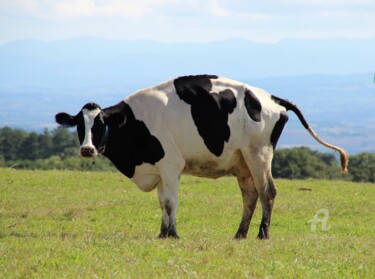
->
left=0, top=0, right=375, bottom=44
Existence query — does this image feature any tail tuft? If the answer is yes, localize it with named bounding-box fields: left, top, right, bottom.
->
left=339, top=150, right=349, bottom=173
left=307, top=127, right=348, bottom=173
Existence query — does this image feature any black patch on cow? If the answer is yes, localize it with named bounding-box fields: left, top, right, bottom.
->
left=92, top=113, right=107, bottom=150
left=173, top=75, right=237, bottom=157
left=270, top=111, right=289, bottom=150
left=83, top=102, right=101, bottom=111
left=102, top=102, right=165, bottom=178
left=75, top=112, right=85, bottom=144
left=244, top=89, right=262, bottom=122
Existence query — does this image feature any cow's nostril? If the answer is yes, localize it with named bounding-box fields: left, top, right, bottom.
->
left=80, top=147, right=95, bottom=158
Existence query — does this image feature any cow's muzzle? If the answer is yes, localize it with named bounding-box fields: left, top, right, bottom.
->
left=80, top=146, right=96, bottom=158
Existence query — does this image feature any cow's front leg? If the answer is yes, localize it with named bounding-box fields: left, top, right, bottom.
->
left=157, top=176, right=180, bottom=239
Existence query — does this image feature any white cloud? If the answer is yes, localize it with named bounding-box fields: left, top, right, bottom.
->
left=210, top=3, right=270, bottom=21
left=1, top=0, right=251, bottom=20
left=0, top=0, right=374, bottom=43
left=1, top=0, right=179, bottom=20
left=286, top=0, right=375, bottom=5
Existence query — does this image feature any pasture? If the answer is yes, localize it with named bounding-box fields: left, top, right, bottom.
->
left=1, top=168, right=374, bottom=278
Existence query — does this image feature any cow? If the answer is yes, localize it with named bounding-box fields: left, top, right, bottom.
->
left=55, top=75, right=348, bottom=240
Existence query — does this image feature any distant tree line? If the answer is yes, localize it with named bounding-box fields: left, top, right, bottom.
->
left=0, top=127, right=115, bottom=171
left=0, top=127, right=374, bottom=182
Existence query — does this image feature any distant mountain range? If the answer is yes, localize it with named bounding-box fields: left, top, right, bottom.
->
left=1, top=36, right=375, bottom=87
left=0, top=37, right=374, bottom=154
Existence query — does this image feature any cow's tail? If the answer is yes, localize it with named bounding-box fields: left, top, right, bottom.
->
left=272, top=95, right=348, bottom=173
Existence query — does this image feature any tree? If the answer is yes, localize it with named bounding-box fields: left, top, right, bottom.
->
left=1, top=126, right=375, bottom=182
left=19, top=132, right=40, bottom=160
left=51, top=127, right=79, bottom=157
left=348, top=153, right=375, bottom=182
left=272, top=147, right=341, bottom=179
left=38, top=128, right=53, bottom=158
left=0, top=127, right=28, bottom=161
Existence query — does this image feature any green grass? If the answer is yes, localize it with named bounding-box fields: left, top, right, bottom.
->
left=1, top=169, right=374, bottom=278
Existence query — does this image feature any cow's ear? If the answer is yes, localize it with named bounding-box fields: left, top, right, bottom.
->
left=55, top=112, right=77, bottom=127
left=103, top=111, right=127, bottom=127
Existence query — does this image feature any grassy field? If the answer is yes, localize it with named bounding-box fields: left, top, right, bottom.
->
left=0, top=168, right=374, bottom=278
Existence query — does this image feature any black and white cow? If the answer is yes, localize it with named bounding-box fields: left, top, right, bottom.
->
left=55, top=75, right=348, bottom=239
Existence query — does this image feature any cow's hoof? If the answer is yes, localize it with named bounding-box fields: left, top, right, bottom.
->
left=256, top=226, right=270, bottom=240
left=167, top=230, right=180, bottom=239
left=234, top=231, right=247, bottom=240
left=158, top=231, right=180, bottom=239
left=158, top=233, right=167, bottom=239
left=169, top=234, right=180, bottom=239
left=256, top=233, right=269, bottom=240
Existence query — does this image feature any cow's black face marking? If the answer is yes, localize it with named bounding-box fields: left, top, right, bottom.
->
left=174, top=75, right=237, bottom=157
left=244, top=89, right=262, bottom=122
left=102, top=102, right=165, bottom=178
left=270, top=111, right=289, bottom=150
left=91, top=113, right=107, bottom=151
left=75, top=112, right=85, bottom=143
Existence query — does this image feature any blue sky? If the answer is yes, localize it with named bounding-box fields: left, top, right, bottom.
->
left=0, top=0, right=374, bottom=44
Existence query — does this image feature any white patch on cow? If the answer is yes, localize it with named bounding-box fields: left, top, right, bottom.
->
left=81, top=108, right=101, bottom=153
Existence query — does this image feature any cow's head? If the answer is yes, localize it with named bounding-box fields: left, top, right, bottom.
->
left=55, top=102, right=108, bottom=158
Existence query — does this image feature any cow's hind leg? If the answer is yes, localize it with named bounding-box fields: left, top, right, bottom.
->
left=241, top=147, right=277, bottom=239
left=256, top=174, right=277, bottom=239
left=235, top=176, right=259, bottom=239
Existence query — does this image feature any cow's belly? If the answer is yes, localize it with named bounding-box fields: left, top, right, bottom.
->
left=131, top=164, right=161, bottom=192
left=183, top=150, right=251, bottom=179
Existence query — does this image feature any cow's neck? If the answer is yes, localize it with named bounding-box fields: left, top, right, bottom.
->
left=103, top=125, right=136, bottom=178
left=102, top=103, right=165, bottom=179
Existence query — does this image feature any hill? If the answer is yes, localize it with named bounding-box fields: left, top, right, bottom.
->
left=0, top=37, right=374, bottom=87
left=0, top=37, right=374, bottom=153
